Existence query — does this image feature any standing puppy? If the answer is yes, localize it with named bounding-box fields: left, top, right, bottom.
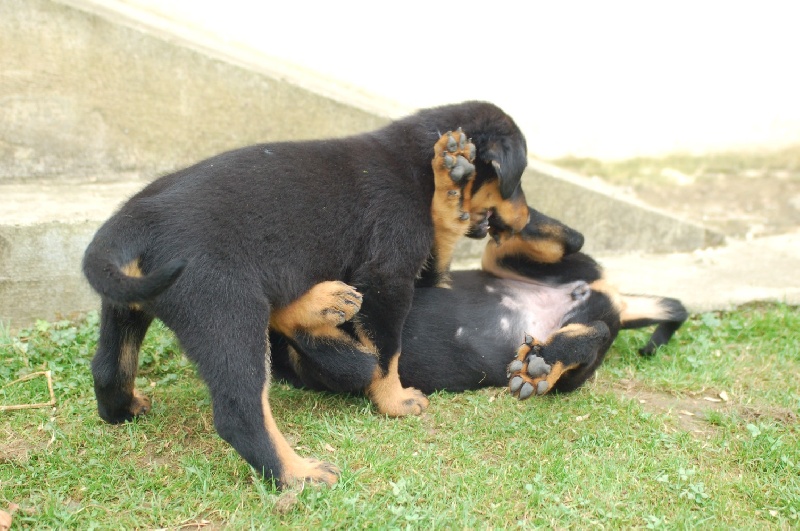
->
left=82, top=101, right=529, bottom=487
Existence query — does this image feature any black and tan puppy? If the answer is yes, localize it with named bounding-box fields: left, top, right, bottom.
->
left=272, top=208, right=687, bottom=398
left=82, top=101, right=531, bottom=488
left=400, top=226, right=688, bottom=396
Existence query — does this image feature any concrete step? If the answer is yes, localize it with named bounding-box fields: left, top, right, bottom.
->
left=0, top=170, right=724, bottom=328
left=0, top=0, right=725, bottom=329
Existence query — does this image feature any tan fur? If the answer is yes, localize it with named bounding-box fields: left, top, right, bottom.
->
left=462, top=179, right=529, bottom=232
left=269, top=281, right=361, bottom=337
left=118, top=337, right=138, bottom=395
left=121, top=259, right=144, bottom=311
left=589, top=279, right=625, bottom=314
left=619, top=295, right=671, bottom=326
left=487, top=233, right=566, bottom=265
left=481, top=239, right=568, bottom=282
left=353, top=323, right=379, bottom=357
left=129, top=389, right=151, bottom=416
left=430, top=130, right=473, bottom=286
left=120, top=259, right=142, bottom=278
left=366, top=354, right=429, bottom=417
left=260, top=384, right=339, bottom=486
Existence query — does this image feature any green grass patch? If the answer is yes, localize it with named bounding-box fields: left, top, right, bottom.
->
left=2, top=305, right=799, bottom=528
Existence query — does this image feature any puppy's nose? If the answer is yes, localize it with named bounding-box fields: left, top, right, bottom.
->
left=563, top=228, right=584, bottom=255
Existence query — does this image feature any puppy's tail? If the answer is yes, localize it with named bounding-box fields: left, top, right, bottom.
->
left=82, top=219, right=187, bottom=306
left=619, top=295, right=688, bottom=356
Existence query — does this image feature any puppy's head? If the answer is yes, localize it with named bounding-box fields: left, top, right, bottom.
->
left=488, top=205, right=584, bottom=264
left=418, top=101, right=532, bottom=237
left=464, top=118, right=531, bottom=237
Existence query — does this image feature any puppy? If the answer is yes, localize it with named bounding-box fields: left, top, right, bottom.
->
left=272, top=207, right=687, bottom=397
left=83, top=101, right=530, bottom=487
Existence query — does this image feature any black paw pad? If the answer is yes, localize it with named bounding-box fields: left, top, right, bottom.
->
left=507, top=359, right=524, bottom=377
left=447, top=133, right=458, bottom=152
left=449, top=155, right=475, bottom=183
left=524, top=334, right=534, bottom=346
left=525, top=355, right=551, bottom=378
left=519, top=382, right=534, bottom=400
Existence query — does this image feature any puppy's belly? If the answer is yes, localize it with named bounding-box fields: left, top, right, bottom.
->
left=493, top=278, right=589, bottom=340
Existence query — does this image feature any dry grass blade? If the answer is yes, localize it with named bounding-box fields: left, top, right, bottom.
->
left=0, top=370, right=56, bottom=412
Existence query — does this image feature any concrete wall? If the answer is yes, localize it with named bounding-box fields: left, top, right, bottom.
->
left=0, top=0, right=391, bottom=183
left=0, top=0, right=720, bottom=329
left=117, top=0, right=800, bottom=160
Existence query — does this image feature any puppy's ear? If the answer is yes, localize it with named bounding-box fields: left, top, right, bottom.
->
left=482, top=137, right=528, bottom=199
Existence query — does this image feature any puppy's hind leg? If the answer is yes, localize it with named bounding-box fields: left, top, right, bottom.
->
left=183, top=293, right=339, bottom=489
left=271, top=280, right=377, bottom=392
left=507, top=321, right=611, bottom=399
left=92, top=301, right=154, bottom=423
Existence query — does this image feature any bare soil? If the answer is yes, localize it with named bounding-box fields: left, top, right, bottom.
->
left=613, top=379, right=798, bottom=439
left=636, top=175, right=800, bottom=237
left=552, top=146, right=800, bottom=237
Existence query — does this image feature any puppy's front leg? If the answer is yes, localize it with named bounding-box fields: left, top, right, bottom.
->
left=358, top=281, right=429, bottom=416
left=429, top=129, right=475, bottom=287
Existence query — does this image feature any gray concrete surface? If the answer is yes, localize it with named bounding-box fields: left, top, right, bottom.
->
left=597, top=231, right=800, bottom=313
left=1, top=0, right=395, bottom=184
left=0, top=0, right=792, bottom=330
left=453, top=229, right=800, bottom=315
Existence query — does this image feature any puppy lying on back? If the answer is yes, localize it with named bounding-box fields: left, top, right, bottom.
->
left=272, top=206, right=688, bottom=397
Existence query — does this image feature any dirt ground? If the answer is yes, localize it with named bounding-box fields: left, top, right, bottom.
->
left=612, top=379, right=797, bottom=439
left=552, top=146, right=800, bottom=237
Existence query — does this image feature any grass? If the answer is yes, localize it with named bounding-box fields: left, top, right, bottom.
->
left=1, top=305, right=799, bottom=528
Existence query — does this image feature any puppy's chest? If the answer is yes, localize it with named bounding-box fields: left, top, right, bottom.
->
left=495, top=279, right=590, bottom=340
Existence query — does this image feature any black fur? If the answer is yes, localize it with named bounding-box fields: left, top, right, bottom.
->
left=396, top=252, right=688, bottom=393
left=82, top=101, right=529, bottom=487
left=274, top=231, right=688, bottom=397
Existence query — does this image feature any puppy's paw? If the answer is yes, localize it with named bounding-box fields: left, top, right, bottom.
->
left=433, top=128, right=476, bottom=188
left=311, top=280, right=363, bottom=326
left=283, top=457, right=341, bottom=488
left=129, top=388, right=152, bottom=416
left=375, top=386, right=429, bottom=417
left=507, top=335, right=555, bottom=400
left=272, top=281, right=363, bottom=336
left=368, top=373, right=430, bottom=417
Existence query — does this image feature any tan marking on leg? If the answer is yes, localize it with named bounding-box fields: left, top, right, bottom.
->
left=618, top=295, right=673, bottom=326
left=270, top=281, right=362, bottom=337
left=119, top=330, right=149, bottom=416
left=430, top=130, right=475, bottom=287
left=366, top=354, right=429, bottom=417
left=539, top=361, right=580, bottom=392
left=119, top=332, right=140, bottom=401
left=129, top=389, right=151, bottom=416
left=260, top=384, right=339, bottom=486
left=353, top=323, right=380, bottom=357
left=118, top=336, right=138, bottom=394
left=590, top=279, right=624, bottom=313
